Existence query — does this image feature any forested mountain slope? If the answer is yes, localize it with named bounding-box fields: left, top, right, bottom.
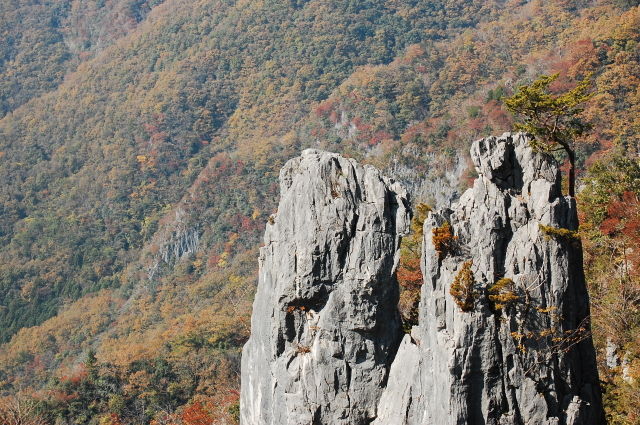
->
left=0, top=0, right=638, bottom=422
left=0, top=0, right=510, bottom=345
left=0, top=0, right=168, bottom=117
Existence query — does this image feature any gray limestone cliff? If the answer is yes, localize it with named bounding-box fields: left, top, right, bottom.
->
left=375, top=132, right=604, bottom=424
left=240, top=149, right=411, bottom=424
left=241, top=134, right=604, bottom=425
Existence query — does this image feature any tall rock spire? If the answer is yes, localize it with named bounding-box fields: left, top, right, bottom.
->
left=375, top=132, right=604, bottom=424
left=241, top=149, right=411, bottom=424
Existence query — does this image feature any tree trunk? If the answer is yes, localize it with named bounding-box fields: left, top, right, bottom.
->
left=568, top=147, right=576, bottom=198
left=557, top=139, right=576, bottom=198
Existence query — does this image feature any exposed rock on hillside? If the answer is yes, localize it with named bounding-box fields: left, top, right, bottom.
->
left=146, top=207, right=200, bottom=280
left=241, top=149, right=411, bottom=424
left=375, top=132, right=604, bottom=424
left=241, top=134, right=604, bottom=425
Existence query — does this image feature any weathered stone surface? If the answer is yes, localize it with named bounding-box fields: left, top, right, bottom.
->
left=242, top=134, right=604, bottom=425
left=374, top=132, right=604, bottom=425
left=240, top=149, right=411, bottom=425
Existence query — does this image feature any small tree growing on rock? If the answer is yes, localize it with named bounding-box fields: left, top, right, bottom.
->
left=432, top=221, right=457, bottom=260
left=450, top=261, right=478, bottom=312
left=488, top=277, right=519, bottom=314
left=504, top=72, right=594, bottom=197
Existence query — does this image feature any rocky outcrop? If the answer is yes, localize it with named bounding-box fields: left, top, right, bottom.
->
left=241, top=133, right=604, bottom=425
left=146, top=207, right=200, bottom=280
left=375, top=132, right=604, bottom=424
left=240, top=149, right=411, bottom=425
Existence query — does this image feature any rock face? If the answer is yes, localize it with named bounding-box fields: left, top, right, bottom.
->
left=375, top=132, right=604, bottom=424
left=241, top=134, right=604, bottom=425
left=240, top=149, right=411, bottom=425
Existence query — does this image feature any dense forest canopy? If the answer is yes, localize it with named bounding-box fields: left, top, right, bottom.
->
left=0, top=0, right=638, bottom=422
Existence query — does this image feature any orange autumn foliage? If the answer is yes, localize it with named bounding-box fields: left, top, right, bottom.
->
left=397, top=257, right=423, bottom=291
left=181, top=402, right=215, bottom=425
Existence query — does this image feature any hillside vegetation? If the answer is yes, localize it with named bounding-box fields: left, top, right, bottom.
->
left=0, top=0, right=638, bottom=422
left=0, top=0, right=169, bottom=117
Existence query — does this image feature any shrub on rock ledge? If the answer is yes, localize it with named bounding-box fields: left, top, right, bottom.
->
left=450, top=261, right=478, bottom=312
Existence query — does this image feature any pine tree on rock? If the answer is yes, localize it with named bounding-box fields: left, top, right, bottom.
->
left=505, top=72, right=594, bottom=197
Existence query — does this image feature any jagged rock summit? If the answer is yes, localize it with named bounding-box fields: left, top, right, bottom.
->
left=241, top=149, right=411, bottom=424
left=241, top=134, right=604, bottom=425
left=375, top=132, right=604, bottom=425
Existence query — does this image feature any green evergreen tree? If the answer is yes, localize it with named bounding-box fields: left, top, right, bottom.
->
left=505, top=72, right=594, bottom=197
